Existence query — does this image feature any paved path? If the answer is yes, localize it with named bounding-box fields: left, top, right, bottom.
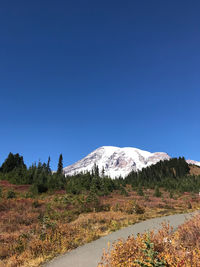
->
left=44, top=212, right=198, bottom=267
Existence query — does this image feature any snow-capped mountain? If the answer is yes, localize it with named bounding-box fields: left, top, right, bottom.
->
left=63, top=146, right=171, bottom=178
left=186, top=159, right=200, bottom=167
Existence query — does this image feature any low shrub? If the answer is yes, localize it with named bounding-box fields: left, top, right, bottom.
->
left=7, top=190, right=16, bottom=199
left=100, top=214, right=200, bottom=266
left=154, top=186, right=162, bottom=198
left=124, top=200, right=145, bottom=215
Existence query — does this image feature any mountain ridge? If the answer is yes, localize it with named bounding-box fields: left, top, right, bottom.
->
left=63, top=146, right=171, bottom=178
left=63, top=146, right=200, bottom=179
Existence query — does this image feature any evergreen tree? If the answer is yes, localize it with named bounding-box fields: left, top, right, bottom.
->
left=101, top=166, right=105, bottom=177
left=95, top=164, right=99, bottom=177
left=92, top=163, right=99, bottom=177
left=0, top=152, right=26, bottom=173
left=86, top=179, right=100, bottom=211
left=57, top=154, right=63, bottom=174
left=46, top=156, right=51, bottom=173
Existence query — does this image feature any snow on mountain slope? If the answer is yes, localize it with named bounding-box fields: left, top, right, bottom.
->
left=186, top=159, right=200, bottom=167
left=63, top=146, right=171, bottom=178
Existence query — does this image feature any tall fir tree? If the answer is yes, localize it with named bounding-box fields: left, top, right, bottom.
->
left=47, top=156, right=51, bottom=173
left=101, top=166, right=105, bottom=177
left=93, top=163, right=99, bottom=177
left=57, top=154, right=63, bottom=174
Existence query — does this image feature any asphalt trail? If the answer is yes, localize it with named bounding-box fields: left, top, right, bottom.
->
left=44, top=212, right=198, bottom=267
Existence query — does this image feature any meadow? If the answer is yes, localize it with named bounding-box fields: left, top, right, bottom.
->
left=0, top=180, right=200, bottom=267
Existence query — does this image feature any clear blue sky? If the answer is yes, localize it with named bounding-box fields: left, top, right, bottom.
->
left=1, top=0, right=200, bottom=169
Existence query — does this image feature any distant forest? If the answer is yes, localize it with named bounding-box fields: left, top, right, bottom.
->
left=0, top=152, right=200, bottom=195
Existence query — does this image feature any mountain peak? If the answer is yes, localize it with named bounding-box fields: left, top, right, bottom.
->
left=63, top=146, right=170, bottom=178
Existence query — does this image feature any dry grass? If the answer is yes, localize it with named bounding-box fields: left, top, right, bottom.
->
left=0, top=181, right=200, bottom=266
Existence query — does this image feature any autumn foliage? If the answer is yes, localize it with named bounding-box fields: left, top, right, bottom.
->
left=0, top=180, right=200, bottom=266
left=99, top=213, right=200, bottom=266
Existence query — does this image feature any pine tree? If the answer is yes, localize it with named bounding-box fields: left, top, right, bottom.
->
left=57, top=154, right=63, bottom=174
left=101, top=166, right=105, bottom=177
left=95, top=164, right=99, bottom=177
left=86, top=179, right=100, bottom=211
left=0, top=152, right=26, bottom=173
left=47, top=156, right=51, bottom=173
left=93, top=163, right=99, bottom=177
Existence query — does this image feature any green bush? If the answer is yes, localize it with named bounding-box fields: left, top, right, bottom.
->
left=32, top=200, right=41, bottom=208
left=169, top=191, right=174, bottom=199
left=7, top=190, right=16, bottom=199
left=154, top=186, right=162, bottom=198
left=135, top=234, right=166, bottom=266
left=137, top=186, right=144, bottom=196
left=120, top=186, right=129, bottom=196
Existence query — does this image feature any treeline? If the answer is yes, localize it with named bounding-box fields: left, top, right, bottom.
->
left=66, top=164, right=122, bottom=195
left=0, top=153, right=66, bottom=193
left=0, top=153, right=200, bottom=194
left=0, top=153, right=121, bottom=195
left=124, top=157, right=200, bottom=192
